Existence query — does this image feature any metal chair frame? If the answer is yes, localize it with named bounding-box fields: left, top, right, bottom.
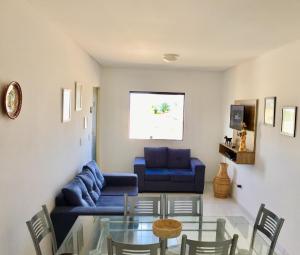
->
left=107, top=235, right=166, bottom=255
left=250, top=204, right=284, bottom=255
left=180, top=234, right=238, bottom=255
left=124, top=193, right=164, bottom=217
left=164, top=194, right=203, bottom=217
left=26, top=205, right=57, bottom=255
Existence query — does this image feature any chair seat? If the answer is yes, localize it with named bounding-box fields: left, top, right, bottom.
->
left=170, top=170, right=194, bottom=183
left=145, top=169, right=171, bottom=181
left=145, top=169, right=193, bottom=182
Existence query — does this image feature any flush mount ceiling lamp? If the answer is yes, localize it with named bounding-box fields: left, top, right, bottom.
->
left=163, top=53, right=179, bottom=63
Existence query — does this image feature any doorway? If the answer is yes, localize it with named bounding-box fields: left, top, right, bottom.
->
left=91, top=87, right=99, bottom=161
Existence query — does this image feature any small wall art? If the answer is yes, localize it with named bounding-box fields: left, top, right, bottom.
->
left=3, top=81, right=22, bottom=119
left=62, top=89, right=71, bottom=123
left=281, top=106, right=297, bottom=137
left=264, top=97, right=276, bottom=126
left=75, top=82, right=83, bottom=111
left=84, top=117, right=87, bottom=129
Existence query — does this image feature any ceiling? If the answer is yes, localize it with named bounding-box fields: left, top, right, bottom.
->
left=28, top=0, right=300, bottom=70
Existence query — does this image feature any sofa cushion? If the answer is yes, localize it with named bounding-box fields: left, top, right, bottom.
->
left=144, top=169, right=171, bottom=181
left=144, top=147, right=168, bottom=168
left=167, top=148, right=191, bottom=169
left=170, top=169, right=195, bottom=183
left=101, top=185, right=138, bottom=196
left=62, top=178, right=96, bottom=207
left=77, top=172, right=101, bottom=203
left=83, top=160, right=105, bottom=189
left=96, top=195, right=124, bottom=207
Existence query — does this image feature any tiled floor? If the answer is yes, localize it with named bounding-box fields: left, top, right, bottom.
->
left=141, top=182, right=253, bottom=222
left=140, top=183, right=287, bottom=255
left=202, top=183, right=252, bottom=221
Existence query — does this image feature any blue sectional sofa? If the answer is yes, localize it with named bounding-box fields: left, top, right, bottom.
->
left=134, top=147, right=205, bottom=193
left=51, top=160, right=138, bottom=247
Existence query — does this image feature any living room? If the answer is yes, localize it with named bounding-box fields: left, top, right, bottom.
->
left=1, top=1, right=299, bottom=255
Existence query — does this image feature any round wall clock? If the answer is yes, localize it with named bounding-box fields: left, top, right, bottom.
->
left=4, top=81, right=22, bottom=119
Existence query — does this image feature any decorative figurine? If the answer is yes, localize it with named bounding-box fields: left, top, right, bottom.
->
left=224, top=136, right=232, bottom=146
left=238, top=122, right=247, bottom=151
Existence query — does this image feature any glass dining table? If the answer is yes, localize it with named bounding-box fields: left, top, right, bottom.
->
left=55, top=215, right=274, bottom=255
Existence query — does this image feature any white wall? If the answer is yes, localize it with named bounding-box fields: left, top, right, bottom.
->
left=222, top=40, right=300, bottom=255
left=99, top=67, right=223, bottom=181
left=0, top=1, right=101, bottom=254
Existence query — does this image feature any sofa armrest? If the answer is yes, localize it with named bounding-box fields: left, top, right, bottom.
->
left=191, top=157, right=206, bottom=194
left=103, top=173, right=137, bottom=186
left=134, top=157, right=146, bottom=191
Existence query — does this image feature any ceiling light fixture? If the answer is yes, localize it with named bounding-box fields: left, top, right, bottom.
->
left=163, top=53, right=179, bottom=63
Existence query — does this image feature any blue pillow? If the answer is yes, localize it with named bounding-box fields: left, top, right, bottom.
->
left=144, top=147, right=168, bottom=168
left=167, top=148, right=191, bottom=169
left=83, top=160, right=105, bottom=188
left=62, top=177, right=96, bottom=207
left=77, top=172, right=101, bottom=203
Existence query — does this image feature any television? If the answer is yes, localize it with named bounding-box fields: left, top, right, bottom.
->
left=230, top=105, right=245, bottom=130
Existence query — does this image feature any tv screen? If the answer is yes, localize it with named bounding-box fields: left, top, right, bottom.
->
left=230, top=105, right=245, bottom=130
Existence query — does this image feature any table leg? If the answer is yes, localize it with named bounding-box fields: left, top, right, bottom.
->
left=216, top=218, right=226, bottom=242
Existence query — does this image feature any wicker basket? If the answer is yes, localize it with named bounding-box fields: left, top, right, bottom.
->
left=152, top=219, right=182, bottom=239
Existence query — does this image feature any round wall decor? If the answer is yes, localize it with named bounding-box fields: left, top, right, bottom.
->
left=4, top=81, right=22, bottom=119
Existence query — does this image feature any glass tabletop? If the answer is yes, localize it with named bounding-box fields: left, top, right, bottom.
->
left=56, top=215, right=274, bottom=255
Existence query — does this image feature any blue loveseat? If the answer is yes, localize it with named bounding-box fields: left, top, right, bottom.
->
left=134, top=147, right=205, bottom=193
left=51, top=160, right=138, bottom=246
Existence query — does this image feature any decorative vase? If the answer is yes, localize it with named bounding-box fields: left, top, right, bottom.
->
left=213, top=163, right=231, bottom=198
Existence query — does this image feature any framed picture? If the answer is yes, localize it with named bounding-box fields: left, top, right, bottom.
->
left=281, top=106, right=297, bottom=137
left=75, top=82, right=83, bottom=111
left=62, top=89, right=71, bottom=122
left=264, top=97, right=276, bottom=126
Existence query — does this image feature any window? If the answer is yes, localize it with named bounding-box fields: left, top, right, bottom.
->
left=129, top=91, right=185, bottom=140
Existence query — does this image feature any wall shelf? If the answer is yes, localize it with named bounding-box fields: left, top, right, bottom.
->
left=220, top=99, right=258, bottom=165
left=219, top=143, right=255, bottom=164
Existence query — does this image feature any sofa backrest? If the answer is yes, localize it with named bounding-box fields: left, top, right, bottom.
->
left=62, top=177, right=96, bottom=207
left=77, top=171, right=101, bottom=203
left=83, top=160, right=105, bottom=188
left=167, top=148, right=191, bottom=169
left=144, top=147, right=168, bottom=168
left=56, top=161, right=105, bottom=207
left=144, top=147, right=191, bottom=169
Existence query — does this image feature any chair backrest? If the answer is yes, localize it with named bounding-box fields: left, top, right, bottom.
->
left=165, top=194, right=203, bottom=217
left=124, top=193, right=164, bottom=216
left=26, top=205, right=57, bottom=255
left=180, top=234, right=238, bottom=255
left=251, top=204, right=284, bottom=255
left=107, top=235, right=165, bottom=255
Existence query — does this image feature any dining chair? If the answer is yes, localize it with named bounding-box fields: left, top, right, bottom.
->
left=26, top=205, right=58, bottom=255
left=107, top=235, right=166, bottom=255
left=124, top=193, right=164, bottom=217
left=165, top=194, right=203, bottom=242
left=164, top=194, right=203, bottom=217
left=26, top=205, right=74, bottom=255
left=180, top=234, right=238, bottom=255
left=249, top=204, right=284, bottom=255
